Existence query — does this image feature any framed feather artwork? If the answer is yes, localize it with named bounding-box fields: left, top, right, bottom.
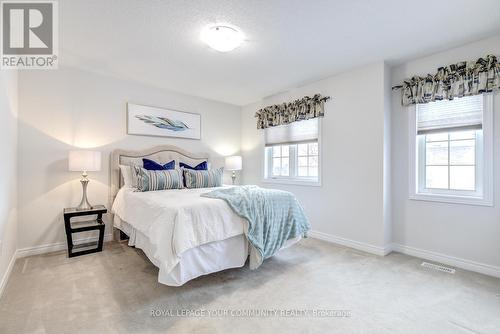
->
left=127, top=103, right=201, bottom=140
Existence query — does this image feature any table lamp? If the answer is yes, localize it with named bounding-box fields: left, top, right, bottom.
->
left=68, top=150, right=101, bottom=210
left=225, top=155, right=242, bottom=185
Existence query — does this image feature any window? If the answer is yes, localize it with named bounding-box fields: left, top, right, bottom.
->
left=297, top=142, right=319, bottom=177
left=410, top=94, right=493, bottom=206
left=264, top=118, right=321, bottom=185
left=421, top=131, right=478, bottom=191
left=271, top=145, right=290, bottom=176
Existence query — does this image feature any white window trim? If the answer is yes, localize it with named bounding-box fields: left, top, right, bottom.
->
left=416, top=131, right=484, bottom=197
left=262, top=119, right=322, bottom=187
left=408, top=94, right=494, bottom=206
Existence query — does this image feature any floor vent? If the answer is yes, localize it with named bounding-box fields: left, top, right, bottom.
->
left=421, top=262, right=456, bottom=274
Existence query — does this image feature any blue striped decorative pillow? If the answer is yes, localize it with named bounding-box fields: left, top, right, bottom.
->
left=134, top=166, right=184, bottom=191
left=183, top=167, right=224, bottom=188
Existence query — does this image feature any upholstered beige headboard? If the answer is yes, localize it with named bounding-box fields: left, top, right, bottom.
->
left=109, top=145, right=210, bottom=202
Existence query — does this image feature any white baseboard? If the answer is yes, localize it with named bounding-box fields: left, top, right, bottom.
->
left=0, top=249, right=18, bottom=299
left=17, top=234, right=114, bottom=258
left=1, top=235, right=114, bottom=298
left=309, top=231, right=500, bottom=278
left=309, top=230, right=391, bottom=256
left=391, top=243, right=500, bottom=279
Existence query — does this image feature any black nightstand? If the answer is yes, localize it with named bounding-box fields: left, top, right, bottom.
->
left=63, top=205, right=107, bottom=258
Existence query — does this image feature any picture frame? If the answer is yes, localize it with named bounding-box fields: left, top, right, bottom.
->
left=127, top=103, right=201, bottom=140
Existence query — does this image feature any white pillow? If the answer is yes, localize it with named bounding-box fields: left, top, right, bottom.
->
left=119, top=164, right=136, bottom=188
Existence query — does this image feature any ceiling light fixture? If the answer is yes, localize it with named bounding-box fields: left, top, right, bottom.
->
left=200, top=24, right=244, bottom=52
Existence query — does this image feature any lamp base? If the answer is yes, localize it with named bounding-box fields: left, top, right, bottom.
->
left=77, top=172, right=93, bottom=210
left=231, top=171, right=236, bottom=185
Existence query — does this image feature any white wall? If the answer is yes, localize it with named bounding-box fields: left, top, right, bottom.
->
left=391, top=34, right=500, bottom=269
left=0, top=70, right=18, bottom=291
left=241, top=62, right=392, bottom=253
left=17, top=66, right=241, bottom=251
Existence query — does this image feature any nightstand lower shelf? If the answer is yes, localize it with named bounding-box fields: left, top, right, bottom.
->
left=63, top=205, right=107, bottom=258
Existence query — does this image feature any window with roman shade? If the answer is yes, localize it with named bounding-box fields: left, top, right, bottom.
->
left=257, top=94, right=328, bottom=185
left=409, top=94, right=493, bottom=206
left=263, top=118, right=321, bottom=184
left=394, top=55, right=496, bottom=205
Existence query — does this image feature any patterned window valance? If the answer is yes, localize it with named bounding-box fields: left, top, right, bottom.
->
left=255, top=94, right=330, bottom=129
left=394, top=55, right=499, bottom=106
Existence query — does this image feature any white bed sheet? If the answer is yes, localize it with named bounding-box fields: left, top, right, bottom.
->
left=112, top=187, right=247, bottom=280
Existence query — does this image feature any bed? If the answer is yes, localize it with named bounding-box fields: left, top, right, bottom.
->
left=110, top=145, right=302, bottom=286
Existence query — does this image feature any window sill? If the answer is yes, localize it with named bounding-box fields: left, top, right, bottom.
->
left=262, top=178, right=321, bottom=187
left=409, top=192, right=493, bottom=207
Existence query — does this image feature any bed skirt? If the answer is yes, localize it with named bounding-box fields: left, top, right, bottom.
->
left=114, top=215, right=249, bottom=286
left=113, top=215, right=301, bottom=286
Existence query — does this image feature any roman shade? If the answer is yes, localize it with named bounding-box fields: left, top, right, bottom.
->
left=265, top=118, right=318, bottom=146
left=417, top=95, right=483, bottom=135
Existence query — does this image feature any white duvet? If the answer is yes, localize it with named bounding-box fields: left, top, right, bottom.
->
left=112, top=186, right=246, bottom=276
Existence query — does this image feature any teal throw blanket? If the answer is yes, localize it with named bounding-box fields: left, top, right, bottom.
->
left=201, top=185, right=310, bottom=269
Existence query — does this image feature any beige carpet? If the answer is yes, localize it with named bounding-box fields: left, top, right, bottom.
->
left=1, top=238, right=499, bottom=333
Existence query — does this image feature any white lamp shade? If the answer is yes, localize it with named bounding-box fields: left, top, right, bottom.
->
left=68, top=150, right=101, bottom=172
left=225, top=155, right=242, bottom=171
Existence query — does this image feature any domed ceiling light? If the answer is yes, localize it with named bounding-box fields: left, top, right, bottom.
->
left=200, top=24, right=244, bottom=52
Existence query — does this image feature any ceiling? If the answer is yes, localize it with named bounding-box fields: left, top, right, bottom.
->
left=61, top=0, right=500, bottom=106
